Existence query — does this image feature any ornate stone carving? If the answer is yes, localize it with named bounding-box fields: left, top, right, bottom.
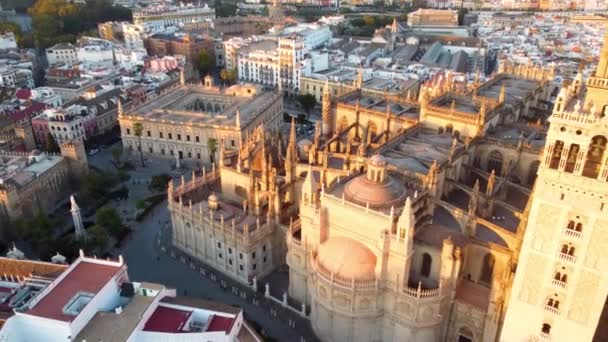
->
left=334, top=293, right=350, bottom=307
left=359, top=298, right=371, bottom=310
left=585, top=220, right=608, bottom=270
left=533, top=203, right=562, bottom=253
left=568, top=270, right=600, bottom=323
left=319, top=285, right=327, bottom=299
left=517, top=254, right=546, bottom=305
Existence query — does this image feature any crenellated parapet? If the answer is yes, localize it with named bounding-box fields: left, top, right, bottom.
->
left=498, top=60, right=555, bottom=82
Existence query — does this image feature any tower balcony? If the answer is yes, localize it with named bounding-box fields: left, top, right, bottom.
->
left=539, top=332, right=551, bottom=340
left=557, top=252, right=576, bottom=264
left=544, top=305, right=560, bottom=316
left=563, top=228, right=582, bottom=239
left=552, top=279, right=567, bottom=289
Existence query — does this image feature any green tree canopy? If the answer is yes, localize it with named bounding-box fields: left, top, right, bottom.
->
left=95, top=207, right=125, bottom=239
left=207, top=137, right=218, bottom=163
left=149, top=174, right=172, bottom=193
left=195, top=48, right=215, bottom=77
left=297, top=94, right=317, bottom=116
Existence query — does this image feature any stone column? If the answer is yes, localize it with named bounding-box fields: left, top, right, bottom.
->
left=558, top=145, right=570, bottom=171
left=574, top=148, right=587, bottom=175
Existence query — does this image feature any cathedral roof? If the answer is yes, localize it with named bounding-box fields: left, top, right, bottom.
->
left=317, top=237, right=376, bottom=281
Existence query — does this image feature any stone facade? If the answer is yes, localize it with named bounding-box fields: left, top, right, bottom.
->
left=119, top=76, right=283, bottom=165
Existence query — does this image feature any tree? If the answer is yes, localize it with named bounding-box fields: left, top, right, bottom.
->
left=207, top=138, right=218, bottom=164
left=132, top=122, right=145, bottom=167
left=45, top=133, right=60, bottom=153
left=95, top=207, right=125, bottom=239
left=219, top=68, right=237, bottom=85
left=85, top=225, right=108, bottom=251
left=111, top=147, right=123, bottom=164
left=195, top=48, right=214, bottom=77
left=363, top=15, right=376, bottom=27
left=149, top=174, right=172, bottom=193
left=296, top=94, right=317, bottom=118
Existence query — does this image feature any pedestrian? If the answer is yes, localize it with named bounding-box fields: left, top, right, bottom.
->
left=156, top=256, right=160, bottom=262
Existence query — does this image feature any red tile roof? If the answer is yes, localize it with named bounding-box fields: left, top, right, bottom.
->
left=207, top=315, right=234, bottom=333
left=27, top=260, right=122, bottom=322
left=143, top=306, right=192, bottom=333
left=15, top=89, right=31, bottom=100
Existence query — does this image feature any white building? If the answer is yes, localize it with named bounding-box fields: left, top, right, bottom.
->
left=274, top=23, right=332, bottom=52
left=46, top=43, right=78, bottom=66
left=31, top=87, right=63, bottom=108
left=0, top=32, right=17, bottom=50
left=122, top=23, right=147, bottom=50
left=132, top=3, right=215, bottom=31
left=77, top=37, right=114, bottom=67
left=0, top=253, right=262, bottom=342
left=114, top=48, right=147, bottom=70
left=36, top=105, right=92, bottom=144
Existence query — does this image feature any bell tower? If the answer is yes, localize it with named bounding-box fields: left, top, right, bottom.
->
left=500, top=45, right=608, bottom=341
left=60, top=137, right=89, bottom=177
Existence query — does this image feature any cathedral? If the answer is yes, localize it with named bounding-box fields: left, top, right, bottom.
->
left=169, top=30, right=608, bottom=342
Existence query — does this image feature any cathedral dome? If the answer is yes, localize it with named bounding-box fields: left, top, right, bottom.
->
left=317, top=237, right=376, bottom=281
left=368, top=154, right=387, bottom=167
left=343, top=174, right=407, bottom=209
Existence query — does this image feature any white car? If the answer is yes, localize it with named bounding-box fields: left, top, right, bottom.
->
left=89, top=148, right=100, bottom=156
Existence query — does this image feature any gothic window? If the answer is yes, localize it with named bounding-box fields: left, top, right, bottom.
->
left=564, top=144, right=579, bottom=173
left=567, top=221, right=575, bottom=230
left=568, top=246, right=575, bottom=256
left=549, top=140, right=564, bottom=169
left=554, top=272, right=561, bottom=281
left=583, top=136, right=607, bottom=179
left=421, top=253, right=432, bottom=278
left=561, top=274, right=567, bottom=283
left=561, top=244, right=569, bottom=254
left=487, top=150, right=503, bottom=175
left=575, top=223, right=582, bottom=232
left=528, top=160, right=540, bottom=185
left=480, top=253, right=494, bottom=285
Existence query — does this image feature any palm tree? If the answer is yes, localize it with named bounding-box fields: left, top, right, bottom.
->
left=207, top=137, right=218, bottom=164
left=132, top=122, right=145, bottom=167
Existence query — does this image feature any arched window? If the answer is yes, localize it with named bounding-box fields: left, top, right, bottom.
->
left=549, top=140, right=564, bottom=169
left=575, top=223, right=582, bottom=232
left=458, top=326, right=473, bottom=342
left=561, top=274, right=567, bottom=283
left=568, top=246, right=575, bottom=256
left=567, top=221, right=575, bottom=230
left=547, top=298, right=554, bottom=306
left=480, top=253, right=495, bottom=285
left=561, top=244, right=569, bottom=254
left=564, top=143, right=579, bottom=173
left=542, top=323, right=551, bottom=334
left=421, top=253, right=432, bottom=278
left=554, top=272, right=561, bottom=281
left=583, top=136, right=607, bottom=179
left=487, top=150, right=503, bottom=175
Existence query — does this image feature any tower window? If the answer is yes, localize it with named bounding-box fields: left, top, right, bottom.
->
left=487, top=150, right=503, bottom=175
left=480, top=253, right=495, bottom=285
left=541, top=323, right=551, bottom=335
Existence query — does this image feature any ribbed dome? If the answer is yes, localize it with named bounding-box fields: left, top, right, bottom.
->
left=317, top=237, right=376, bottom=280
left=343, top=174, right=407, bottom=209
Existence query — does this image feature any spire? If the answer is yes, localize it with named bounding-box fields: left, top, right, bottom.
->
left=391, top=17, right=398, bottom=34
left=180, top=68, right=186, bottom=86
left=236, top=109, right=241, bottom=128
left=289, top=116, right=296, bottom=148
left=356, top=68, right=363, bottom=89
left=397, top=196, right=415, bottom=230
left=117, top=99, right=123, bottom=116
left=468, top=179, right=480, bottom=216
left=486, top=170, right=496, bottom=196
left=322, top=79, right=331, bottom=136
left=499, top=84, right=506, bottom=103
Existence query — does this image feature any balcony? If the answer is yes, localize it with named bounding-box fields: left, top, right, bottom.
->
left=544, top=305, right=560, bottom=315
left=539, top=332, right=551, bottom=340
left=563, top=228, right=582, bottom=239
left=558, top=252, right=576, bottom=264
left=552, top=279, right=567, bottom=289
